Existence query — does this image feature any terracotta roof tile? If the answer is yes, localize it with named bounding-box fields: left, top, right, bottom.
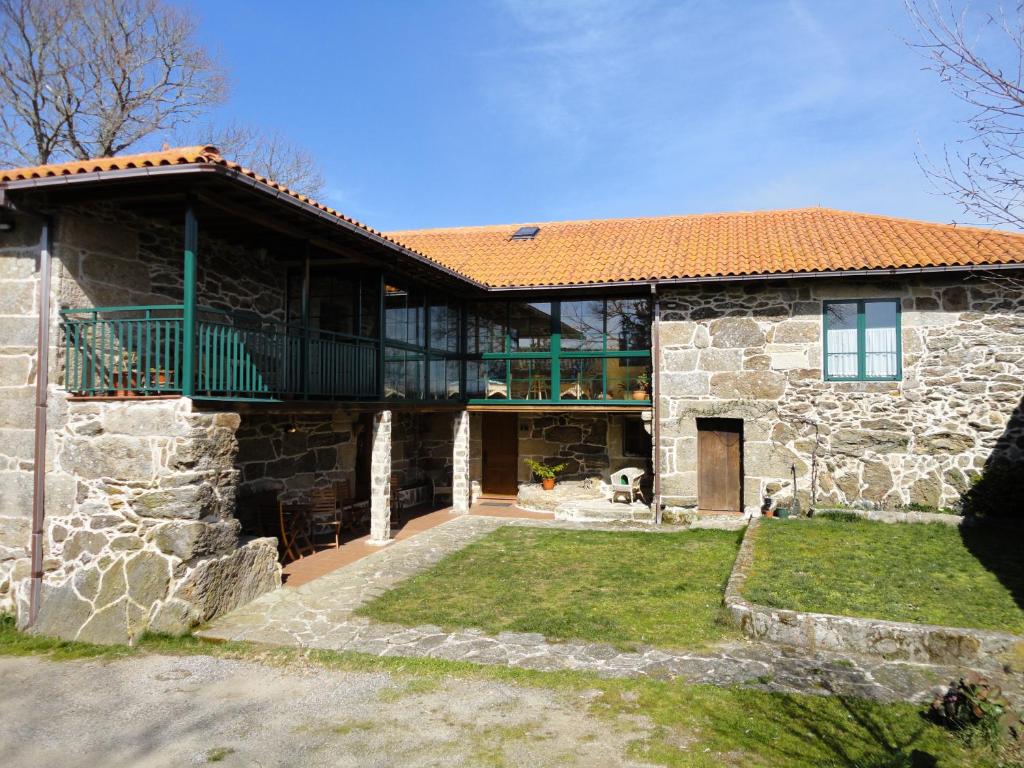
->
left=5, top=149, right=1024, bottom=288
left=1, top=146, right=477, bottom=283
left=388, top=209, right=1024, bottom=286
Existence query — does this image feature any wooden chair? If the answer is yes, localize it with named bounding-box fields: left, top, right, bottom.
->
left=431, top=475, right=453, bottom=508
left=310, top=485, right=344, bottom=548
left=334, top=479, right=360, bottom=531
left=278, top=502, right=315, bottom=561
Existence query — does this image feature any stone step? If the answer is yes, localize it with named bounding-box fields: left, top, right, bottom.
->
left=554, top=501, right=654, bottom=524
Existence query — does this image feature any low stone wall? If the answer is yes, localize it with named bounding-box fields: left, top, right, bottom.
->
left=725, top=518, right=1024, bottom=669
left=812, top=507, right=964, bottom=526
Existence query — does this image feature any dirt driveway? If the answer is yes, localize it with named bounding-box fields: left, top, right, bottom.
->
left=0, top=653, right=653, bottom=768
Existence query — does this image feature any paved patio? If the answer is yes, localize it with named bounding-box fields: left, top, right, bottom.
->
left=200, top=513, right=1021, bottom=705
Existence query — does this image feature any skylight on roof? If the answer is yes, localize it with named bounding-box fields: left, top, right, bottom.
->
left=511, top=226, right=540, bottom=240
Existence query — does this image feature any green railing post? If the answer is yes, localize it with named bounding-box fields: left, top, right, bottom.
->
left=182, top=205, right=198, bottom=397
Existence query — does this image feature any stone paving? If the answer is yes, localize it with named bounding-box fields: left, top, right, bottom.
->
left=200, top=514, right=1022, bottom=706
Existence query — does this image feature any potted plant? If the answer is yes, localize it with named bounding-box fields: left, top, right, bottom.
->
left=112, top=351, right=138, bottom=396
left=632, top=373, right=651, bottom=401
left=525, top=459, right=567, bottom=491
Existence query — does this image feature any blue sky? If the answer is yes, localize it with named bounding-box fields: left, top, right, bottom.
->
left=195, top=0, right=978, bottom=231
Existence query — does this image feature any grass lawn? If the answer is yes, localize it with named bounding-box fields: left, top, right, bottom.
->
left=744, top=517, right=1024, bottom=634
left=357, top=526, right=744, bottom=649
left=0, top=614, right=1012, bottom=767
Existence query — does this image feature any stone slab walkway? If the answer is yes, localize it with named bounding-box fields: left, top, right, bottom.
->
left=200, top=514, right=1022, bottom=706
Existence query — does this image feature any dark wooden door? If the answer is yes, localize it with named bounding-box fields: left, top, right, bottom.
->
left=482, top=413, right=518, bottom=496
left=354, top=413, right=374, bottom=501
left=697, top=419, right=742, bottom=513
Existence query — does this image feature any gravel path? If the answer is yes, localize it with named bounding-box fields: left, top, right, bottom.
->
left=200, top=514, right=1020, bottom=706
left=0, top=653, right=654, bottom=768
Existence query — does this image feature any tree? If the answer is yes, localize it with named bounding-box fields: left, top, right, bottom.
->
left=181, top=121, right=327, bottom=199
left=907, top=1, right=1024, bottom=229
left=0, top=0, right=226, bottom=165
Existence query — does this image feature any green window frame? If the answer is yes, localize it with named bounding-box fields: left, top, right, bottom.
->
left=466, top=298, right=652, bottom=404
left=822, top=298, right=902, bottom=382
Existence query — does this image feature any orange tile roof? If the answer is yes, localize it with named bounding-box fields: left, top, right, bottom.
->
left=0, top=146, right=478, bottom=283
left=5, top=149, right=1024, bottom=288
left=388, top=209, right=1024, bottom=287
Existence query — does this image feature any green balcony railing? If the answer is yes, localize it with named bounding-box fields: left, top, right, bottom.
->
left=60, top=305, right=379, bottom=401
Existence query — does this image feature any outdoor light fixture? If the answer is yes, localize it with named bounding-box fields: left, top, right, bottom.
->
left=0, top=219, right=13, bottom=233
left=284, top=423, right=298, bottom=434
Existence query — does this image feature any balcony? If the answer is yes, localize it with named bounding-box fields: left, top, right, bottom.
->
left=60, top=305, right=379, bottom=401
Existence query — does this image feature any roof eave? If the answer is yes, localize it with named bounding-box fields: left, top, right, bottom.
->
left=0, top=163, right=490, bottom=292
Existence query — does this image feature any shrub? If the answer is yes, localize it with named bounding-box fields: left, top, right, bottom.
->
left=524, top=459, right=567, bottom=480
left=929, top=673, right=1024, bottom=751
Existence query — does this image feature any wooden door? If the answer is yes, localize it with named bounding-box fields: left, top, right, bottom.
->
left=354, top=412, right=375, bottom=501
left=482, top=413, right=518, bottom=496
left=697, top=419, right=742, bottom=513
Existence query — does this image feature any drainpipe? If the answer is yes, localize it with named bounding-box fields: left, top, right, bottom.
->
left=650, top=283, right=662, bottom=525
left=28, top=216, right=53, bottom=627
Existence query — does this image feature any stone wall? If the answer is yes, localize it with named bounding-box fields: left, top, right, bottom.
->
left=0, top=203, right=288, bottom=633
left=56, top=202, right=287, bottom=318
left=16, top=398, right=279, bottom=642
left=517, top=413, right=652, bottom=484
left=657, top=275, right=1024, bottom=514
left=0, top=212, right=47, bottom=613
left=236, top=411, right=360, bottom=502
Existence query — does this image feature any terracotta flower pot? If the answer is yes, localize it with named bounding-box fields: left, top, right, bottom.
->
left=542, top=477, right=556, bottom=491
left=631, top=389, right=648, bottom=401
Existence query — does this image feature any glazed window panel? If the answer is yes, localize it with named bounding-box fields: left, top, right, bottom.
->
left=605, top=356, right=651, bottom=400
left=428, top=358, right=461, bottom=400
left=467, top=302, right=507, bottom=354
left=466, top=359, right=508, bottom=399
left=384, top=346, right=424, bottom=400
left=559, top=300, right=604, bottom=351
left=824, top=299, right=900, bottom=381
left=606, top=297, right=652, bottom=351
left=385, top=284, right=424, bottom=346
left=508, top=301, right=552, bottom=351
left=429, top=300, right=459, bottom=353
left=510, top=358, right=552, bottom=400
left=559, top=357, right=602, bottom=400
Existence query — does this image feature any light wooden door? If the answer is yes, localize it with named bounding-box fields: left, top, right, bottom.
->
left=698, top=420, right=742, bottom=513
left=482, top=413, right=518, bottom=496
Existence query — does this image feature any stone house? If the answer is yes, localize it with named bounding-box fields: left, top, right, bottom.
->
left=1, top=146, right=1022, bottom=643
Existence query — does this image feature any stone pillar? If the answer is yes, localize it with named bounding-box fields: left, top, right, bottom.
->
left=369, top=410, right=392, bottom=545
left=451, top=410, right=471, bottom=514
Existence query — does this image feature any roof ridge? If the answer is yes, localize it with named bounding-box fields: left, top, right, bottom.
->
left=386, top=206, right=1024, bottom=238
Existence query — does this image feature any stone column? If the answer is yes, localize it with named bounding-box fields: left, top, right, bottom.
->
left=451, top=410, right=471, bottom=514
left=369, top=410, right=392, bottom=545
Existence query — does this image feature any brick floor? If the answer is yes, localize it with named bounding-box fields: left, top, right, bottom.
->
left=281, top=502, right=554, bottom=587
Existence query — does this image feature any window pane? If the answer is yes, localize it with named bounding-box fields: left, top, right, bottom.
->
left=385, top=284, right=424, bottom=345
left=559, top=300, right=604, bottom=351
left=606, top=356, right=651, bottom=400
left=509, top=302, right=552, bottom=351
left=446, top=359, right=461, bottom=400
left=467, top=359, right=507, bottom=399
left=865, top=300, right=898, bottom=378
left=430, top=300, right=459, bottom=352
left=359, top=277, right=379, bottom=338
left=559, top=357, right=602, bottom=400
left=607, top=298, right=651, bottom=351
left=510, top=358, right=551, bottom=399
left=825, top=302, right=858, bottom=379
left=384, top=347, right=423, bottom=399
left=467, top=302, right=506, bottom=354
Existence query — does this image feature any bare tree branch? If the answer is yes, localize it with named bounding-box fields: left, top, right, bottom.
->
left=179, top=121, right=327, bottom=198
left=0, top=0, right=225, bottom=165
left=907, top=1, right=1024, bottom=229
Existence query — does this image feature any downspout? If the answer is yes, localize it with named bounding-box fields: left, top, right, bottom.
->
left=650, top=283, right=662, bottom=525
left=28, top=216, right=52, bottom=626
